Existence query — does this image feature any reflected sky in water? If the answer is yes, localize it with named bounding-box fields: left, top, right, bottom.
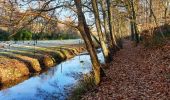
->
left=0, top=52, right=104, bottom=100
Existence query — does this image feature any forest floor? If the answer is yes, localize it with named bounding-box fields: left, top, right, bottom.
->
left=82, top=39, right=170, bottom=100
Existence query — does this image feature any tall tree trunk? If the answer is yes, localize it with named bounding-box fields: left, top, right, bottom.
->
left=100, top=0, right=114, bottom=59
left=106, top=0, right=119, bottom=52
left=100, top=0, right=110, bottom=42
left=123, top=0, right=135, bottom=41
left=117, top=18, right=123, bottom=49
left=164, top=1, right=169, bottom=24
left=130, top=17, right=135, bottom=41
left=149, top=0, right=153, bottom=23
left=131, top=0, right=140, bottom=44
left=90, top=31, right=101, bottom=46
left=74, top=0, right=101, bottom=85
left=148, top=0, right=165, bottom=38
left=100, top=0, right=113, bottom=60
left=91, top=0, right=111, bottom=63
left=164, top=7, right=168, bottom=24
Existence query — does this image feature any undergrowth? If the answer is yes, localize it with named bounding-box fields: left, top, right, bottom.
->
left=143, top=32, right=170, bottom=48
left=68, top=73, right=96, bottom=100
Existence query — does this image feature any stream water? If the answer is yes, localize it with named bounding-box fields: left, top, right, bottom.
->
left=0, top=51, right=104, bottom=100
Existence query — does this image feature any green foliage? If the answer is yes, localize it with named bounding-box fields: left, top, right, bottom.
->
left=13, top=29, right=32, bottom=41
left=33, top=32, right=80, bottom=40
left=0, top=29, right=9, bottom=41
left=69, top=74, right=95, bottom=100
left=56, top=33, right=79, bottom=40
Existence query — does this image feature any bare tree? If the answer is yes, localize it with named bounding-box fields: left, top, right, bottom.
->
left=74, top=0, right=101, bottom=85
left=91, top=0, right=112, bottom=63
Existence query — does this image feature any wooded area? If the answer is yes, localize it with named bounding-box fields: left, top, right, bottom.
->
left=0, top=0, right=170, bottom=99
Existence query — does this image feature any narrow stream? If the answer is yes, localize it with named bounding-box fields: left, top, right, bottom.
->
left=0, top=51, right=104, bottom=100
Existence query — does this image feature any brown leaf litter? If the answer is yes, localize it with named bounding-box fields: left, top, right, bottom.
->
left=82, top=40, right=170, bottom=100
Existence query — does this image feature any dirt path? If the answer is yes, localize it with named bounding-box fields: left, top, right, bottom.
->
left=82, top=40, right=170, bottom=100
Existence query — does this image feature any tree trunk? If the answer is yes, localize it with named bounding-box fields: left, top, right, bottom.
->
left=90, top=31, right=101, bottom=46
left=100, top=0, right=110, bottom=42
left=164, top=7, right=168, bottom=24
left=106, top=0, right=119, bottom=52
left=130, top=17, right=135, bottom=41
left=131, top=0, right=140, bottom=44
left=123, top=0, right=135, bottom=41
left=74, top=0, right=101, bottom=85
left=149, top=0, right=153, bottom=23
left=117, top=19, right=123, bottom=49
left=100, top=0, right=114, bottom=59
left=148, top=0, right=165, bottom=38
left=91, top=0, right=111, bottom=63
left=164, top=1, right=169, bottom=24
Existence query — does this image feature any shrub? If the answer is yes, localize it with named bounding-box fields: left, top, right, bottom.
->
left=0, top=29, right=9, bottom=41
left=143, top=32, right=169, bottom=47
left=141, top=24, right=170, bottom=48
left=33, top=32, right=80, bottom=40
left=13, top=29, right=32, bottom=41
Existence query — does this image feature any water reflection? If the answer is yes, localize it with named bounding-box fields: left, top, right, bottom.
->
left=0, top=52, right=104, bottom=100
left=61, top=63, right=63, bottom=73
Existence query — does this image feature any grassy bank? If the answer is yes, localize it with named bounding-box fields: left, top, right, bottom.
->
left=68, top=73, right=96, bottom=100
left=0, top=44, right=86, bottom=84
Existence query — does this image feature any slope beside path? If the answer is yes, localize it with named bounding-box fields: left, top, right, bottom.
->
left=82, top=40, right=170, bottom=100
